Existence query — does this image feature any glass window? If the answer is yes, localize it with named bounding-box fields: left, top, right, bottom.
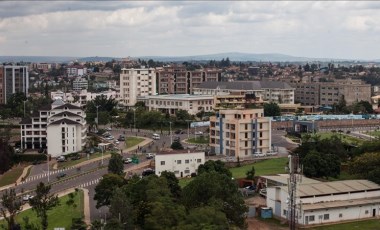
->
left=161, top=161, right=165, bottom=165
left=177, top=160, right=182, bottom=164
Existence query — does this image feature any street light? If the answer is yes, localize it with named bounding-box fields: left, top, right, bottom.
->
left=133, top=108, right=136, bottom=132
left=169, top=121, right=172, bottom=145
left=45, top=153, right=50, bottom=183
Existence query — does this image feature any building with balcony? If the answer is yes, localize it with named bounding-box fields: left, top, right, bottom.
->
left=120, top=67, right=156, bottom=107
left=2, top=65, right=29, bottom=104
left=155, top=150, right=205, bottom=178
left=156, top=66, right=221, bottom=95
left=137, top=94, right=214, bottom=115
left=66, top=65, right=87, bottom=77
left=20, top=99, right=87, bottom=157
left=209, top=109, right=271, bottom=159
left=213, top=91, right=265, bottom=111
left=194, top=81, right=294, bottom=104
left=72, top=77, right=88, bottom=91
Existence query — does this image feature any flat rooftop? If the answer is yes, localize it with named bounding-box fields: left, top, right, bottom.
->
left=141, top=94, right=214, bottom=100
left=261, top=174, right=320, bottom=186
left=302, top=196, right=380, bottom=211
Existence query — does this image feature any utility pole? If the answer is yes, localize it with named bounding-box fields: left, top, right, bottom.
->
left=186, top=120, right=191, bottom=139
left=287, top=154, right=302, bottom=230
left=169, top=121, right=172, bottom=145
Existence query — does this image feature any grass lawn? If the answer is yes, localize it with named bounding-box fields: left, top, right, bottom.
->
left=187, top=137, right=209, bottom=144
left=367, top=130, right=380, bottom=137
left=126, top=137, right=144, bottom=148
left=0, top=166, right=24, bottom=187
left=309, top=219, right=380, bottom=230
left=230, top=158, right=288, bottom=179
left=58, top=152, right=111, bottom=169
left=302, top=132, right=363, bottom=145
left=179, top=178, right=193, bottom=188
left=0, top=190, right=84, bottom=230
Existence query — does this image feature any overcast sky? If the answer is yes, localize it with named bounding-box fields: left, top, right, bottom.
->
left=0, top=1, right=380, bottom=60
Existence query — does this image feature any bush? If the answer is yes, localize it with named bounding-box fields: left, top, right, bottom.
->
left=12, top=154, right=46, bottom=163
left=191, top=173, right=197, bottom=178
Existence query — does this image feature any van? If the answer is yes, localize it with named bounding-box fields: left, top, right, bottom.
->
left=152, top=133, right=160, bottom=140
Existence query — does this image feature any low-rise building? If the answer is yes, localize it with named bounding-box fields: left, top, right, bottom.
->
left=72, top=77, right=88, bottom=91
left=154, top=150, right=205, bottom=177
left=138, top=94, right=214, bottom=115
left=267, top=179, right=380, bottom=226
left=209, top=108, right=271, bottom=159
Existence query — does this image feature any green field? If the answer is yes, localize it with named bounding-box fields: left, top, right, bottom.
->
left=187, top=137, right=210, bottom=144
left=310, top=219, right=380, bottom=230
left=126, top=137, right=144, bottom=148
left=0, top=190, right=84, bottom=230
left=300, top=132, right=364, bottom=145
left=230, top=157, right=288, bottom=179
left=367, top=130, right=380, bottom=137
left=0, top=166, right=24, bottom=187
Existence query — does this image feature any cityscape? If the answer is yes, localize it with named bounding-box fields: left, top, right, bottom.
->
left=1, top=1, right=380, bottom=230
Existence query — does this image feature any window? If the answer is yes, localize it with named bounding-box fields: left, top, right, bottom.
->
left=185, top=159, right=189, bottom=164
left=339, top=213, right=343, bottom=218
left=323, top=214, right=329, bottom=220
left=283, top=210, right=287, bottom=216
left=177, top=160, right=182, bottom=164
left=365, top=210, right=369, bottom=214
left=184, top=170, right=190, bottom=174
left=308, top=215, right=315, bottom=222
left=160, top=161, right=165, bottom=165
left=197, top=159, right=201, bottom=163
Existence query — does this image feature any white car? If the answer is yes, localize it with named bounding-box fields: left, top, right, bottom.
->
left=106, top=127, right=112, bottom=131
left=152, top=133, right=160, bottom=140
left=254, top=152, right=266, bottom=157
left=23, top=194, right=34, bottom=202
left=195, top=131, right=203, bottom=135
left=114, top=140, right=120, bottom=144
left=266, top=151, right=278, bottom=156
left=123, top=158, right=132, bottom=164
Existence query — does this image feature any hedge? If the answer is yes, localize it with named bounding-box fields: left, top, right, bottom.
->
left=12, top=154, right=47, bottom=163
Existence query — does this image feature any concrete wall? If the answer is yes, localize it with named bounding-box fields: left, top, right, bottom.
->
left=155, top=152, right=205, bottom=177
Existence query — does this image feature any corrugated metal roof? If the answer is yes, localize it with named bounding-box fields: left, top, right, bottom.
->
left=302, top=196, right=380, bottom=211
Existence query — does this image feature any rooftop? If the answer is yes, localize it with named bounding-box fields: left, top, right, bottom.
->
left=195, top=81, right=294, bottom=90
left=302, top=196, right=380, bottom=211
left=261, top=174, right=320, bottom=186
left=140, top=94, right=214, bottom=100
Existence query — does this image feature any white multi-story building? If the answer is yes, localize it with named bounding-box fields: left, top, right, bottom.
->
left=2, top=65, right=29, bottom=104
left=194, top=81, right=294, bottom=104
left=138, top=94, right=214, bottom=115
left=266, top=179, right=380, bottom=226
left=72, top=77, right=88, bottom=91
left=67, top=66, right=87, bottom=77
left=20, top=99, right=87, bottom=157
left=120, top=67, right=156, bottom=107
left=209, top=108, right=271, bottom=159
left=155, top=151, right=205, bottom=178
left=50, top=89, right=120, bottom=107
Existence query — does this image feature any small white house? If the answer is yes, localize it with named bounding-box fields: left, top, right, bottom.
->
left=266, top=179, right=380, bottom=226
left=155, top=151, right=205, bottom=177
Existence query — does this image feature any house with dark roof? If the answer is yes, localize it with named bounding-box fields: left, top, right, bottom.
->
left=193, top=81, right=295, bottom=104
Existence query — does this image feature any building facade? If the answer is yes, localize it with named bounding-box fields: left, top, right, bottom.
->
left=155, top=151, right=205, bottom=177
left=20, top=100, right=87, bottom=157
left=66, top=66, right=87, bottom=77
left=209, top=109, right=271, bottom=159
left=0, top=66, right=3, bottom=104
left=72, top=77, right=89, bottom=91
left=138, top=94, right=214, bottom=115
left=120, top=67, right=156, bottom=106
left=2, top=65, right=29, bottom=104
left=156, top=66, right=221, bottom=95
left=267, top=180, right=380, bottom=226
left=194, top=81, right=294, bottom=104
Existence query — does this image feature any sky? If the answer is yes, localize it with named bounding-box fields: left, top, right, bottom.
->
left=0, top=1, right=380, bottom=60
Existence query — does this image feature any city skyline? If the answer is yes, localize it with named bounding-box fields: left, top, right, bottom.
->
left=1, top=1, right=380, bottom=60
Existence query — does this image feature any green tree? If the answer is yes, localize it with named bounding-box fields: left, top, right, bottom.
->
left=171, top=140, right=184, bottom=150
left=159, top=171, right=181, bottom=199
left=197, top=160, right=232, bottom=178
left=109, top=188, right=133, bottom=229
left=0, top=134, right=14, bottom=174
left=179, top=206, right=229, bottom=230
left=94, top=174, right=125, bottom=208
left=6, top=92, right=27, bottom=117
left=349, top=152, right=380, bottom=180
left=29, top=182, right=60, bottom=230
left=71, top=218, right=87, bottom=230
left=263, top=102, right=281, bottom=117
left=108, top=153, right=124, bottom=176
left=246, top=166, right=255, bottom=180
left=104, top=218, right=124, bottom=230
left=0, top=189, right=23, bottom=230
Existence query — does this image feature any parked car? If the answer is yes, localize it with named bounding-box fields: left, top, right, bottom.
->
left=195, top=131, right=203, bottom=135
left=146, top=153, right=155, bottom=159
left=114, top=140, right=120, bottom=144
left=174, top=129, right=182, bottom=134
left=123, top=158, right=132, bottom=164
left=106, top=136, right=114, bottom=140
left=152, top=133, right=160, bottom=140
left=253, top=152, right=266, bottom=157
left=22, top=194, right=34, bottom=202
left=142, top=168, right=155, bottom=177
left=56, top=173, right=67, bottom=179
left=174, top=136, right=180, bottom=142
left=71, top=155, right=81, bottom=160
left=266, top=151, right=278, bottom=156
left=57, top=156, right=66, bottom=162
left=106, top=127, right=112, bottom=131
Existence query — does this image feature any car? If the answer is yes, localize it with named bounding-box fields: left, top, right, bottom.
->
left=56, top=156, right=66, bottom=162
left=22, top=194, right=34, bottom=202
left=174, top=136, right=180, bottom=142
left=106, top=136, right=114, bottom=140
left=71, top=155, right=81, bottom=160
left=174, top=129, right=182, bottom=134
left=57, top=173, right=67, bottom=179
left=106, top=127, right=112, bottom=131
left=142, top=168, right=155, bottom=177
left=114, top=140, right=120, bottom=144
left=195, top=131, right=203, bottom=135
left=152, top=133, right=160, bottom=140
left=146, top=153, right=155, bottom=159
left=32, top=160, right=42, bottom=165
left=266, top=151, right=278, bottom=156
left=253, top=152, right=266, bottom=157
left=123, top=158, right=132, bottom=164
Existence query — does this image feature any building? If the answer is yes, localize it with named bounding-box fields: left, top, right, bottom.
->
left=292, top=80, right=371, bottom=106
left=50, top=89, right=120, bottom=107
left=120, top=67, right=156, bottom=106
left=194, top=81, right=294, bottom=104
left=66, top=65, right=87, bottom=77
left=20, top=99, right=87, bottom=157
left=266, top=179, right=380, bottom=226
left=213, top=91, right=265, bottom=111
left=2, top=65, right=29, bottom=104
left=0, top=66, right=3, bottom=104
left=154, top=150, right=205, bottom=177
left=156, top=66, right=221, bottom=94
left=138, top=94, right=214, bottom=115
left=209, top=109, right=271, bottom=159
left=72, top=77, right=88, bottom=91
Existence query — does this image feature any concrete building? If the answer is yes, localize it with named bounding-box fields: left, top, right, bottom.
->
left=266, top=179, right=380, bottom=226
left=138, top=94, right=214, bottom=115
left=155, top=150, right=205, bottom=177
left=0, top=66, right=3, bottom=104
left=50, top=89, right=120, bottom=107
left=156, top=66, right=221, bottom=94
left=72, top=77, right=88, bottom=91
left=66, top=65, right=87, bottom=77
left=120, top=67, right=156, bottom=106
left=194, top=81, right=294, bottom=104
left=209, top=108, right=271, bottom=159
left=213, top=91, right=265, bottom=111
left=292, top=80, right=371, bottom=106
left=20, top=100, right=87, bottom=157
left=2, top=65, right=29, bottom=104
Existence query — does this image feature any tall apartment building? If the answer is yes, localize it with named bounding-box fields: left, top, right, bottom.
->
left=120, top=67, right=156, bottom=106
left=209, top=109, right=271, bottom=159
left=194, top=81, right=294, bottom=104
left=292, top=80, right=371, bottom=106
left=2, top=65, right=29, bottom=104
left=156, top=66, right=221, bottom=94
left=20, top=99, right=87, bottom=157
left=66, top=65, right=87, bottom=77
left=72, top=77, right=88, bottom=91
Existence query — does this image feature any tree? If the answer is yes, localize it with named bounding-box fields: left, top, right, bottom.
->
left=349, top=152, right=380, bottom=179
left=197, top=160, right=232, bottom=178
left=171, top=140, right=184, bottom=150
left=159, top=171, right=181, bottom=199
left=71, top=218, right=87, bottom=230
left=104, top=218, right=124, bottom=230
left=245, top=166, right=255, bottom=180
left=108, top=153, right=124, bottom=176
left=94, top=173, right=125, bottom=208
left=29, top=182, right=60, bottom=230
left=109, top=188, right=133, bottom=229
left=263, top=102, right=281, bottom=117
left=0, top=189, right=23, bottom=230
left=178, top=206, right=229, bottom=230
left=0, top=135, right=14, bottom=174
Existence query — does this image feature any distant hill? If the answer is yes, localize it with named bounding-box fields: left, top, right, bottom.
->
left=0, top=56, right=78, bottom=63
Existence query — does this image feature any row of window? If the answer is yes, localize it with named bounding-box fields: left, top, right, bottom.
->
left=160, top=158, right=202, bottom=165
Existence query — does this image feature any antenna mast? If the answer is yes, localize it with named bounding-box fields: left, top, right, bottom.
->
left=287, top=154, right=302, bottom=230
